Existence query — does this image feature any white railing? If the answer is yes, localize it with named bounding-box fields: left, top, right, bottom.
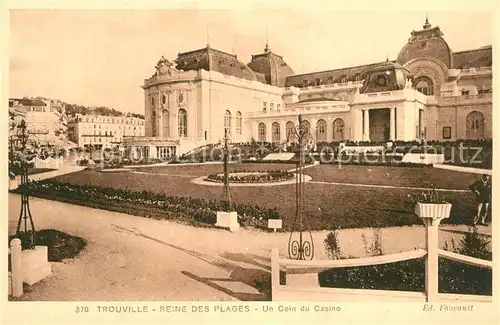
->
left=271, top=219, right=492, bottom=302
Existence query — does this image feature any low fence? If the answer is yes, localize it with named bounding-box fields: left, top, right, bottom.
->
left=271, top=217, right=492, bottom=302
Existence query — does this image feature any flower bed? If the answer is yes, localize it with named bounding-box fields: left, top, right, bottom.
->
left=205, top=170, right=294, bottom=183
left=14, top=180, right=282, bottom=231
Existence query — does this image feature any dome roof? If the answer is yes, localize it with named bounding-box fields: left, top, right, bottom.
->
left=363, top=59, right=408, bottom=74
left=396, top=18, right=453, bottom=68
left=247, top=44, right=295, bottom=87
left=358, top=59, right=410, bottom=94
left=174, top=45, right=260, bottom=82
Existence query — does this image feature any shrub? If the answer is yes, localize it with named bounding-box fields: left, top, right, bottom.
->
left=324, top=228, right=343, bottom=260
left=319, top=227, right=492, bottom=295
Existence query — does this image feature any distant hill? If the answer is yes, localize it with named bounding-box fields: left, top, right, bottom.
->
left=30, top=96, right=144, bottom=119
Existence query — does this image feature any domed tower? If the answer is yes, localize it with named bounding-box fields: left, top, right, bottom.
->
left=396, top=16, right=453, bottom=68
left=358, top=59, right=410, bottom=94
left=247, top=43, right=295, bottom=87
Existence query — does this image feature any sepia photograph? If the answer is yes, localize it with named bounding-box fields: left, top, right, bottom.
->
left=2, top=1, right=499, bottom=324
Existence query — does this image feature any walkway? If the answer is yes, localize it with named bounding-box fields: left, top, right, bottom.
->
left=434, top=164, right=492, bottom=175
left=7, top=195, right=491, bottom=301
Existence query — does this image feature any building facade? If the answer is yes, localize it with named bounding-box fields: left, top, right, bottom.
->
left=126, top=18, right=492, bottom=158
left=8, top=98, right=71, bottom=147
left=67, top=114, right=146, bottom=150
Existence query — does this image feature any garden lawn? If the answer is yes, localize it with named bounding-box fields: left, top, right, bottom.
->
left=28, top=168, right=57, bottom=175
left=307, top=164, right=480, bottom=190
left=50, top=164, right=479, bottom=230
left=133, top=163, right=298, bottom=177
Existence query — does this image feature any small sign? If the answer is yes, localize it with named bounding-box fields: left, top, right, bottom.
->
left=267, top=219, right=282, bottom=232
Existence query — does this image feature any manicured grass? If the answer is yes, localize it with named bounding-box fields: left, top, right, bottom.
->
left=134, top=163, right=298, bottom=177
left=50, top=164, right=480, bottom=230
left=305, top=165, right=480, bottom=190
left=28, top=168, right=57, bottom=175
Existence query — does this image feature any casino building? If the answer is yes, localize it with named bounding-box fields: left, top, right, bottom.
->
left=124, top=18, right=492, bottom=159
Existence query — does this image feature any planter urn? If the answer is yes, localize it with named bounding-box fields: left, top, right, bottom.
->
left=414, top=202, right=452, bottom=220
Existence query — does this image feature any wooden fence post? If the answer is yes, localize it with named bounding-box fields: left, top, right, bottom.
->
left=271, top=248, right=280, bottom=300
left=10, top=238, right=23, bottom=298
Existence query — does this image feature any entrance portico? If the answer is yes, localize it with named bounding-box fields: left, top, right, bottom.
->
left=361, top=107, right=397, bottom=142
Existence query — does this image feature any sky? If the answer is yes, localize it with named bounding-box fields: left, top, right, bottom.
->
left=8, top=4, right=494, bottom=114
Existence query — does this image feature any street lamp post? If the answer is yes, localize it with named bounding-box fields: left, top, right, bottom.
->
left=11, top=120, right=39, bottom=249
left=287, top=114, right=315, bottom=260
left=221, top=128, right=232, bottom=211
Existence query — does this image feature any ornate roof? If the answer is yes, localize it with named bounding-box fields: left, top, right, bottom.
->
left=396, top=18, right=453, bottom=68
left=285, top=61, right=390, bottom=87
left=452, top=46, right=492, bottom=69
left=174, top=45, right=260, bottom=82
left=247, top=44, right=295, bottom=87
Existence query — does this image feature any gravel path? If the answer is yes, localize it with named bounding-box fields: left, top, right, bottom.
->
left=8, top=194, right=491, bottom=301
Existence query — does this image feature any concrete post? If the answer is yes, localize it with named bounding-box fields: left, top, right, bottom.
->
left=390, top=107, right=396, bottom=140
left=363, top=109, right=370, bottom=141
left=10, top=238, right=23, bottom=297
left=271, top=248, right=280, bottom=300
left=418, top=209, right=448, bottom=302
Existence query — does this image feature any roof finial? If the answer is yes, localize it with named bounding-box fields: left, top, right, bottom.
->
left=265, top=23, right=270, bottom=52
left=423, top=13, right=431, bottom=29
left=206, top=23, right=211, bottom=48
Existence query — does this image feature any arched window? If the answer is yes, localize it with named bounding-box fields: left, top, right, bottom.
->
left=414, top=76, right=434, bottom=96
left=316, top=119, right=327, bottom=141
left=272, top=122, right=280, bottom=143
left=178, top=109, right=187, bottom=137
left=340, top=75, right=348, bottom=83
left=466, top=111, right=485, bottom=139
left=315, top=78, right=321, bottom=86
left=258, top=123, right=266, bottom=142
left=236, top=111, right=242, bottom=135
left=327, top=76, right=334, bottom=84
left=224, top=110, right=232, bottom=135
left=333, top=118, right=345, bottom=140
left=300, top=120, right=310, bottom=135
left=286, top=121, right=295, bottom=142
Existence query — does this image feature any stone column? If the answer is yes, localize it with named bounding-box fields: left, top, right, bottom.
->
left=363, top=109, right=370, bottom=141
left=390, top=107, right=396, bottom=140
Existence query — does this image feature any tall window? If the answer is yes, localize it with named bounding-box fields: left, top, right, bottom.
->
left=224, top=110, right=232, bottom=135
left=262, top=102, right=267, bottom=112
left=300, top=120, right=310, bottom=135
left=286, top=121, right=295, bottom=142
left=258, top=123, right=266, bottom=142
left=151, top=111, right=156, bottom=137
left=272, top=122, right=280, bottom=143
left=236, top=111, right=242, bottom=135
left=466, top=111, right=485, bottom=139
left=333, top=118, right=345, bottom=140
left=327, top=76, right=334, bottom=84
left=414, top=76, right=434, bottom=95
left=178, top=109, right=187, bottom=137
left=316, top=119, right=327, bottom=141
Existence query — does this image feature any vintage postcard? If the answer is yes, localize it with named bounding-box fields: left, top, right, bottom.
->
left=2, top=0, right=499, bottom=324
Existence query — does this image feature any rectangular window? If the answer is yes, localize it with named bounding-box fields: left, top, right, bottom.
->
left=270, top=103, right=274, bottom=111
left=277, top=104, right=281, bottom=111
left=263, top=102, right=267, bottom=112
left=442, top=126, right=451, bottom=140
left=461, top=90, right=470, bottom=96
